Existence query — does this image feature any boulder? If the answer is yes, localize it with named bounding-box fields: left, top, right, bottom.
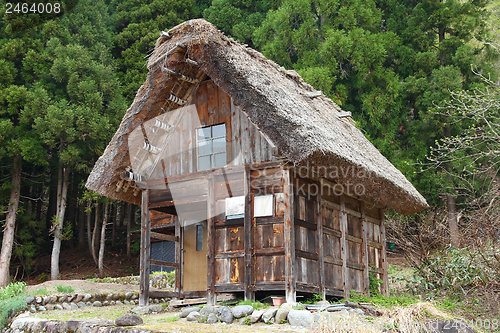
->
left=62, top=303, right=72, bottom=310
left=200, top=305, right=217, bottom=316
left=92, top=301, right=102, bottom=307
left=218, top=306, right=234, bottom=324
left=251, top=309, right=264, bottom=323
left=262, top=308, right=278, bottom=323
left=131, top=304, right=162, bottom=315
left=275, top=303, right=293, bottom=324
left=70, top=303, right=78, bottom=310
left=288, top=309, right=314, bottom=329
left=181, top=307, right=200, bottom=318
left=25, top=296, right=35, bottom=305
left=232, top=305, right=254, bottom=318
left=206, top=313, right=218, bottom=324
left=54, top=304, right=63, bottom=310
left=82, top=294, right=92, bottom=302
left=77, top=302, right=86, bottom=308
left=115, top=314, right=144, bottom=326
left=186, top=311, right=201, bottom=322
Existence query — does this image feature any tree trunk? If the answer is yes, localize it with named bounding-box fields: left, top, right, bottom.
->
left=98, top=203, right=109, bottom=277
left=91, top=203, right=100, bottom=265
left=50, top=165, right=70, bottom=281
left=0, top=155, right=22, bottom=287
left=447, top=194, right=459, bottom=246
left=78, top=203, right=85, bottom=248
left=111, top=203, right=117, bottom=248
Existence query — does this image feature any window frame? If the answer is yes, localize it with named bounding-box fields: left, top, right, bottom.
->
left=196, top=123, right=227, bottom=171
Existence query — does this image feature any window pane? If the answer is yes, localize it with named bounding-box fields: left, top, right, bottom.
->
left=212, top=123, right=225, bottom=138
left=198, top=155, right=211, bottom=171
left=198, top=140, right=211, bottom=155
left=254, top=195, right=274, bottom=217
left=196, top=224, right=203, bottom=251
left=197, top=127, right=211, bottom=140
left=212, top=137, right=226, bottom=153
left=213, top=152, right=226, bottom=168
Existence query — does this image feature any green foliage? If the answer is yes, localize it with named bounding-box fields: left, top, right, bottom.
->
left=236, top=299, right=266, bottom=310
left=0, top=282, right=26, bottom=300
left=408, top=245, right=499, bottom=294
left=292, top=303, right=306, bottom=310
left=345, top=292, right=420, bottom=308
left=369, top=269, right=384, bottom=296
left=56, top=285, right=74, bottom=293
left=242, top=316, right=251, bottom=325
left=303, top=293, right=324, bottom=304
left=0, top=294, right=26, bottom=329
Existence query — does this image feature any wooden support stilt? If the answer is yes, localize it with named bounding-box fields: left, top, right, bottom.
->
left=207, top=179, right=217, bottom=305
left=360, top=202, right=370, bottom=296
left=243, top=168, right=255, bottom=301
left=139, top=189, right=151, bottom=306
left=380, top=209, right=389, bottom=296
left=284, top=169, right=296, bottom=303
left=317, top=192, right=325, bottom=299
left=340, top=196, right=349, bottom=299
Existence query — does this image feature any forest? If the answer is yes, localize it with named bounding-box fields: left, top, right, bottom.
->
left=0, top=0, right=499, bottom=305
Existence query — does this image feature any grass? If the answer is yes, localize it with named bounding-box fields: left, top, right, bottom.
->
left=56, top=285, right=74, bottom=293
left=344, top=292, right=421, bottom=308
left=155, top=315, right=179, bottom=323
left=236, top=299, right=268, bottom=310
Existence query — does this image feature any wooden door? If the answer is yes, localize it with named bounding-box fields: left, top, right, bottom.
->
left=182, top=221, right=208, bottom=291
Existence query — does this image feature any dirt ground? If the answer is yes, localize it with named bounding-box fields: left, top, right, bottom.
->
left=25, top=279, right=157, bottom=295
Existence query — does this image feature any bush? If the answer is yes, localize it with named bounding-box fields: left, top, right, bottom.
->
left=0, top=282, right=26, bottom=300
left=56, top=285, right=74, bottom=293
left=0, top=294, right=26, bottom=329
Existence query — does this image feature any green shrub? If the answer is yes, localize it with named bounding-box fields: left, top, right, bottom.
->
left=0, top=282, right=26, bottom=300
left=56, top=285, right=74, bottom=293
left=0, top=294, right=27, bottom=329
left=236, top=299, right=266, bottom=310
left=345, top=292, right=420, bottom=308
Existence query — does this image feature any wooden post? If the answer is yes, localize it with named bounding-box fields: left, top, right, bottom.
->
left=360, top=202, right=370, bottom=296
left=317, top=187, right=325, bottom=299
left=179, top=221, right=184, bottom=299
left=283, top=169, right=296, bottom=303
left=340, top=196, right=349, bottom=299
left=207, top=179, right=217, bottom=305
left=243, top=168, right=255, bottom=301
left=174, top=215, right=181, bottom=298
left=380, top=209, right=389, bottom=296
left=139, top=189, right=151, bottom=306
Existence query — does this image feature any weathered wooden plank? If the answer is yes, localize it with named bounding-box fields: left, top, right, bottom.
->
left=207, top=178, right=216, bottom=305
left=140, top=190, right=151, bottom=306
left=283, top=169, right=296, bottom=303
left=294, top=218, right=317, bottom=231
left=215, top=251, right=245, bottom=259
left=380, top=209, right=389, bottom=296
left=215, top=283, right=244, bottom=292
left=367, top=240, right=383, bottom=249
left=296, top=249, right=318, bottom=261
left=150, top=259, right=178, bottom=269
left=254, top=248, right=285, bottom=256
left=361, top=202, right=370, bottom=296
left=230, top=99, right=241, bottom=165
left=324, top=256, right=343, bottom=266
left=317, top=198, right=325, bottom=299
left=254, top=281, right=286, bottom=291
left=365, top=215, right=381, bottom=225
left=324, top=288, right=345, bottom=298
left=296, top=283, right=320, bottom=294
left=150, top=231, right=178, bottom=242
left=340, top=196, right=348, bottom=299
left=346, top=261, right=365, bottom=271
left=323, top=227, right=342, bottom=238
left=215, top=219, right=244, bottom=228
left=255, top=216, right=283, bottom=225
left=174, top=216, right=181, bottom=297
left=243, top=168, right=254, bottom=301
left=346, top=234, right=363, bottom=244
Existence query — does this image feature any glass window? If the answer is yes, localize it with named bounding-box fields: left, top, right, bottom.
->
left=197, top=123, right=226, bottom=171
left=196, top=224, right=203, bottom=251
left=254, top=195, right=274, bottom=217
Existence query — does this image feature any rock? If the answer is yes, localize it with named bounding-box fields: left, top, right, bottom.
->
left=110, top=301, right=116, bottom=306
left=65, top=321, right=80, bottom=332
left=103, top=301, right=110, bottom=306
left=67, top=294, right=75, bottom=302
left=262, top=307, right=278, bottom=323
left=29, top=305, right=36, bottom=312
left=275, top=303, right=293, bottom=324
left=54, top=304, right=63, bottom=310
left=62, top=303, right=71, bottom=310
left=206, top=313, right=218, bottom=324
left=132, top=292, right=139, bottom=299
left=106, top=293, right=114, bottom=300
left=77, top=302, right=86, bottom=308
left=131, top=304, right=162, bottom=315
left=288, top=309, right=314, bottom=329
left=82, top=294, right=92, bottom=302
left=118, top=292, right=126, bottom=300
left=36, top=296, right=43, bottom=304
left=124, top=300, right=131, bottom=305
left=74, top=294, right=83, bottom=303
left=25, top=296, right=35, bottom=304
left=86, top=301, right=92, bottom=306
left=58, top=295, right=67, bottom=303
left=45, top=304, right=55, bottom=311
left=181, top=307, right=200, bottom=318
left=200, top=305, right=217, bottom=316
left=232, top=305, right=254, bottom=318
left=116, top=301, right=123, bottom=306
left=218, top=306, right=234, bottom=324
left=125, top=292, right=133, bottom=299
left=313, top=311, right=336, bottom=327
left=350, top=308, right=364, bottom=315
left=50, top=296, right=58, bottom=304
left=96, top=319, right=114, bottom=326
left=42, top=296, right=51, bottom=305
left=129, top=300, right=136, bottom=305
left=92, top=301, right=102, bottom=307
left=186, top=312, right=201, bottom=322
left=115, top=314, right=144, bottom=326
left=153, top=299, right=159, bottom=304
left=38, top=305, right=47, bottom=312
left=251, top=309, right=264, bottom=323
left=317, top=300, right=330, bottom=306
left=70, top=303, right=78, bottom=310
left=423, top=319, right=477, bottom=333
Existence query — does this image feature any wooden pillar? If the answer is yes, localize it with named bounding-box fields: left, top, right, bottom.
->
left=139, top=189, right=151, bottom=306
left=174, top=215, right=181, bottom=299
left=360, top=202, right=370, bottom=296
left=207, top=179, right=217, bottom=305
left=379, top=209, right=389, bottom=296
left=243, top=168, right=255, bottom=301
left=340, top=196, right=348, bottom=299
left=317, top=193, right=325, bottom=299
left=283, top=169, right=296, bottom=303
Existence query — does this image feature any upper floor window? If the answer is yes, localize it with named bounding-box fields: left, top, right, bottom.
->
left=197, top=123, right=226, bottom=171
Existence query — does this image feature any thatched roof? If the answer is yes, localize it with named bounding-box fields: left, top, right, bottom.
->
left=86, top=19, right=428, bottom=215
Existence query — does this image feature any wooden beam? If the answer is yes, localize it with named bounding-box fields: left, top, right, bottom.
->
left=283, top=168, right=296, bottom=303
left=139, top=189, right=151, bottom=306
left=317, top=197, right=325, bottom=299
left=243, top=168, right=255, bottom=301
left=174, top=216, right=181, bottom=297
left=150, top=259, right=178, bottom=269
left=380, top=209, right=389, bottom=296
left=361, top=202, right=370, bottom=296
left=340, top=196, right=349, bottom=299
left=207, top=179, right=216, bottom=305
left=150, top=231, right=178, bottom=242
